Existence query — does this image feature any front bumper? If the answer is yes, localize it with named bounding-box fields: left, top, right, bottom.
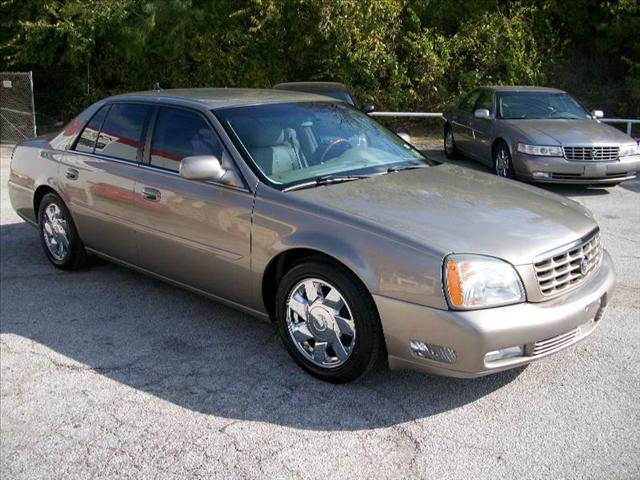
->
left=375, top=250, right=615, bottom=378
left=514, top=152, right=640, bottom=184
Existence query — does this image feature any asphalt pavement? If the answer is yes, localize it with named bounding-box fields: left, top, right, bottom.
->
left=1, top=144, right=639, bottom=479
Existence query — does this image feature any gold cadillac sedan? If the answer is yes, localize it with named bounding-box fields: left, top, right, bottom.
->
left=8, top=89, right=615, bottom=383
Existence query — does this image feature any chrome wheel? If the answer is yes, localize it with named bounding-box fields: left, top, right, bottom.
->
left=495, top=148, right=511, bottom=177
left=286, top=278, right=356, bottom=368
left=42, top=203, right=70, bottom=261
left=445, top=129, right=454, bottom=154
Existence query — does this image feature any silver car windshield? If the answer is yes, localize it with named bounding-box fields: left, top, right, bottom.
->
left=216, top=102, right=428, bottom=189
left=497, top=92, right=591, bottom=120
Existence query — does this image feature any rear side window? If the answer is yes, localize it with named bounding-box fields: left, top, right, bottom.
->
left=95, top=103, right=152, bottom=162
left=74, top=105, right=109, bottom=153
left=149, top=107, right=222, bottom=172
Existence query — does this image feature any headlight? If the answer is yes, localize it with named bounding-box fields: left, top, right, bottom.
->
left=516, top=143, right=563, bottom=156
left=620, top=144, right=640, bottom=157
left=444, top=254, right=525, bottom=310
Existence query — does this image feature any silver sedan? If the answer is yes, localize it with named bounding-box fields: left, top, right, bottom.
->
left=8, top=88, right=615, bottom=383
left=443, top=86, right=640, bottom=185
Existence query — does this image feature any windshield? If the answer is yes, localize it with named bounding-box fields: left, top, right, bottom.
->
left=497, top=92, right=591, bottom=120
left=216, top=102, right=429, bottom=189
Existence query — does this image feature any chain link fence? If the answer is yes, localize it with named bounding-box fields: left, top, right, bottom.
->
left=0, top=72, right=36, bottom=144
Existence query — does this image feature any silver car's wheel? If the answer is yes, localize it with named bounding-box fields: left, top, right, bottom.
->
left=42, top=203, right=70, bottom=261
left=276, top=259, right=384, bottom=383
left=38, top=192, right=87, bottom=270
left=445, top=130, right=454, bottom=154
left=286, top=278, right=356, bottom=368
left=444, top=124, right=457, bottom=159
left=494, top=144, right=514, bottom=178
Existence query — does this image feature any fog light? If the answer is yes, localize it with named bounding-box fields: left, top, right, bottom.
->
left=409, top=340, right=457, bottom=364
left=532, top=171, right=551, bottom=179
left=484, top=346, right=524, bottom=363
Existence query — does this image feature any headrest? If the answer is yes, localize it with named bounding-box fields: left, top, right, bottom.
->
left=232, top=118, right=285, bottom=148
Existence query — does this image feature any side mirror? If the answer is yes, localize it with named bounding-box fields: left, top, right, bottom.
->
left=180, top=155, right=226, bottom=181
left=474, top=108, right=492, bottom=120
left=397, top=132, right=411, bottom=144
left=362, top=104, right=376, bottom=114
left=592, top=110, right=604, bottom=119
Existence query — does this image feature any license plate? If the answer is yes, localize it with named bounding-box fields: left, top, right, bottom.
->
left=584, top=164, right=607, bottom=177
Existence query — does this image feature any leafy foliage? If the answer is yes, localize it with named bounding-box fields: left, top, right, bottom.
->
left=1, top=0, right=637, bottom=124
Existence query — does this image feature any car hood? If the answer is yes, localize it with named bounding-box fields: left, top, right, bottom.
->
left=291, top=164, right=597, bottom=266
left=503, top=119, right=633, bottom=145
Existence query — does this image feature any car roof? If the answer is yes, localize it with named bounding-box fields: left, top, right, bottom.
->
left=272, top=81, right=350, bottom=93
left=484, top=85, right=566, bottom=94
left=106, top=88, right=336, bottom=110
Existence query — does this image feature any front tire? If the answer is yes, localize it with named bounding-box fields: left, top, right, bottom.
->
left=275, top=259, right=384, bottom=383
left=38, top=192, right=87, bottom=270
left=493, top=141, right=515, bottom=178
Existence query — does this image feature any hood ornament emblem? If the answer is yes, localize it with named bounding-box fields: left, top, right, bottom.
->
left=579, top=255, right=590, bottom=275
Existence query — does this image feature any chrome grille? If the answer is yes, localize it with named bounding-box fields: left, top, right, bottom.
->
left=563, top=146, right=619, bottom=162
left=533, top=230, right=603, bottom=296
left=529, top=328, right=579, bottom=356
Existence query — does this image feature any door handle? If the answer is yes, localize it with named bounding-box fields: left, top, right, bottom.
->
left=141, top=187, right=161, bottom=202
left=65, top=167, right=79, bottom=180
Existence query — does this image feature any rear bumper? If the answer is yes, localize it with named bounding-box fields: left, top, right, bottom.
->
left=514, top=153, right=640, bottom=184
left=375, top=250, right=615, bottom=378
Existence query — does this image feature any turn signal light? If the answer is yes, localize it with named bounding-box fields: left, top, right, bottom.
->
left=445, top=259, right=464, bottom=307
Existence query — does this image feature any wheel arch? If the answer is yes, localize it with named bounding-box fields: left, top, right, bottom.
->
left=33, top=185, right=62, bottom=220
left=261, top=247, right=374, bottom=322
left=491, top=137, right=512, bottom=157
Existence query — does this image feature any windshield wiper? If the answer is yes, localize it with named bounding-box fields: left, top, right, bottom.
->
left=283, top=174, right=373, bottom=192
left=386, top=164, right=428, bottom=173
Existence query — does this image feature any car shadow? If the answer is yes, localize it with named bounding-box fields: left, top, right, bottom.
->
left=619, top=177, right=640, bottom=193
left=0, top=221, right=523, bottom=431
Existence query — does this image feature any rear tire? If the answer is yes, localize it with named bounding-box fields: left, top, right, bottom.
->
left=38, top=192, right=87, bottom=270
left=275, top=259, right=384, bottom=383
left=444, top=124, right=458, bottom=159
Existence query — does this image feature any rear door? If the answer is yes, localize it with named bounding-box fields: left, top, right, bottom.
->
left=131, top=106, right=254, bottom=305
left=59, top=102, right=153, bottom=263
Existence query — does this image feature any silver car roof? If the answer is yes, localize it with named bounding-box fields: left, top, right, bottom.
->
left=106, top=88, right=334, bottom=110
left=486, top=86, right=566, bottom=94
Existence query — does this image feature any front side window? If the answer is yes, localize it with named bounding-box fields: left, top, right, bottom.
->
left=474, top=90, right=494, bottom=114
left=95, top=103, right=152, bottom=162
left=149, top=107, right=222, bottom=172
left=459, top=90, right=481, bottom=113
left=497, top=92, right=591, bottom=120
left=217, top=101, right=428, bottom=189
left=74, top=105, right=109, bottom=153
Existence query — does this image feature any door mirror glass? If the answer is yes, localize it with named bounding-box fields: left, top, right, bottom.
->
left=362, top=104, right=376, bottom=114
left=592, top=110, right=604, bottom=119
left=474, top=108, right=491, bottom=120
left=180, top=155, right=226, bottom=181
left=397, top=132, right=411, bottom=144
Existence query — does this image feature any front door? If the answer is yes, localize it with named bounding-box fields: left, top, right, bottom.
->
left=467, top=89, right=495, bottom=165
left=131, top=106, right=254, bottom=305
left=451, top=89, right=481, bottom=154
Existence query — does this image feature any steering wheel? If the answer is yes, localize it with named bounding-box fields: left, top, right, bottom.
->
left=319, top=138, right=352, bottom=163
